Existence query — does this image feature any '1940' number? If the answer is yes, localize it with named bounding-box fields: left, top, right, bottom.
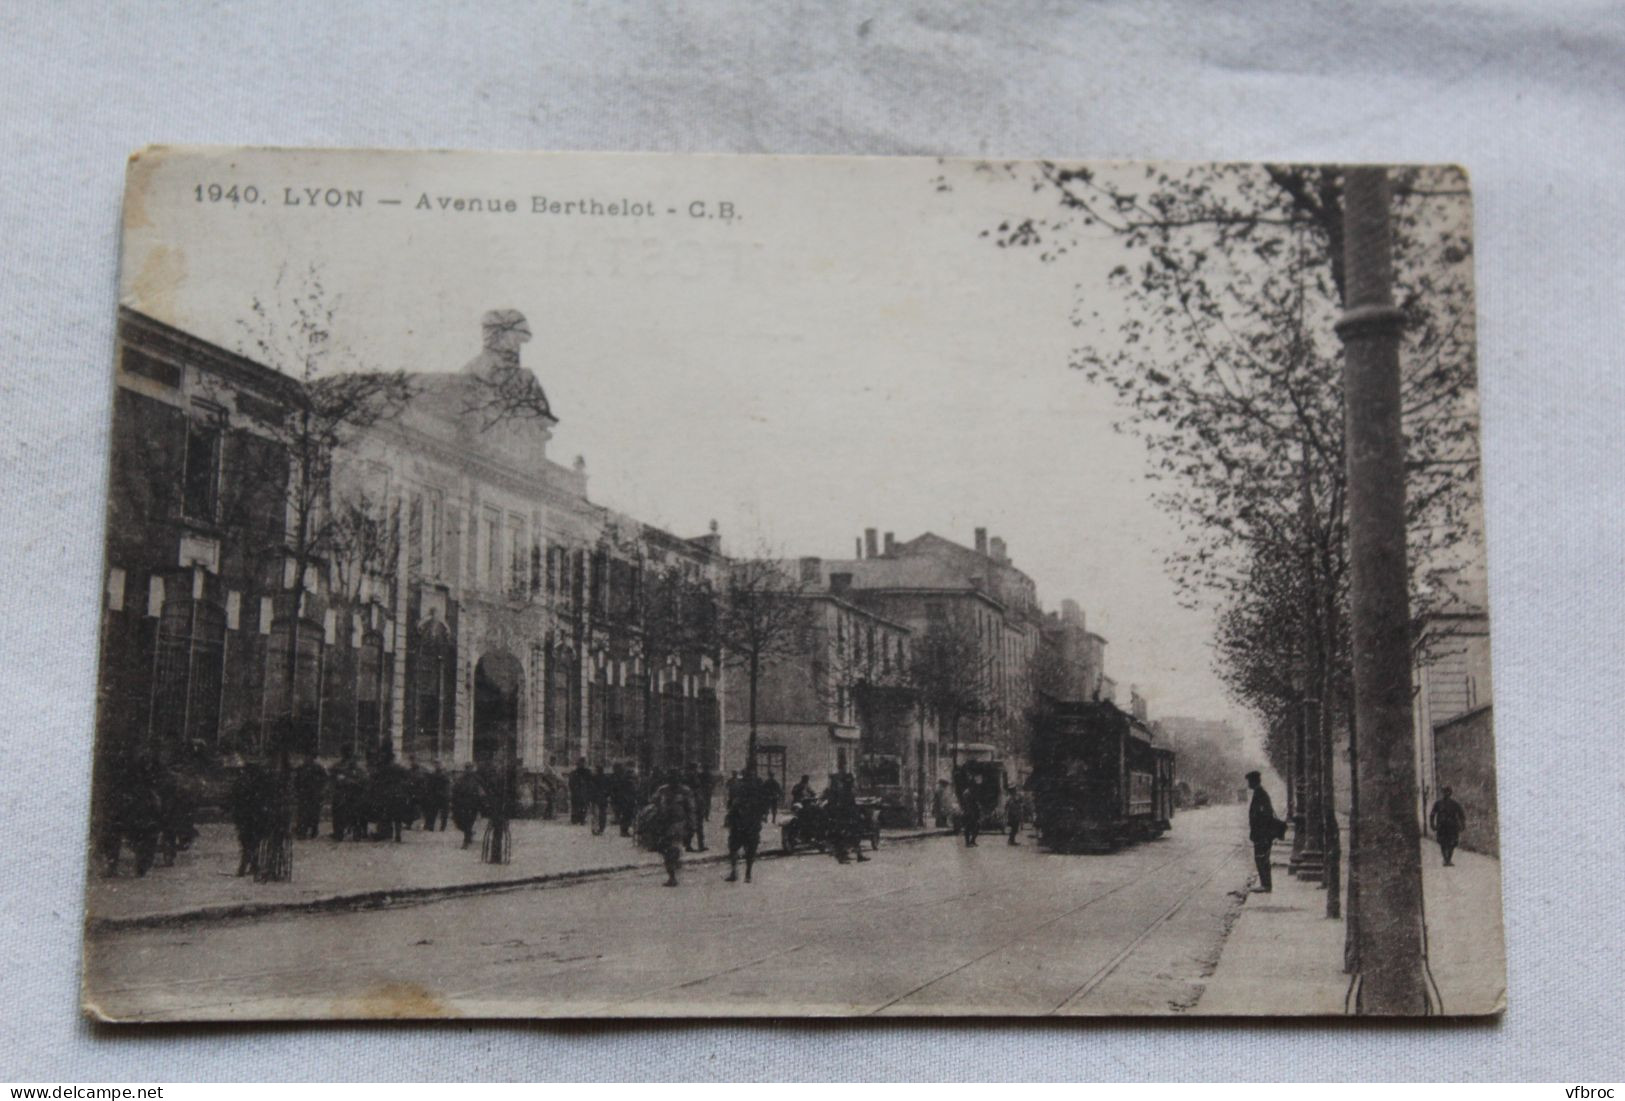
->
left=194, top=183, right=260, bottom=204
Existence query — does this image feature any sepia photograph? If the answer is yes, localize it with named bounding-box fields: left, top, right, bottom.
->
left=81, top=146, right=1501, bottom=1021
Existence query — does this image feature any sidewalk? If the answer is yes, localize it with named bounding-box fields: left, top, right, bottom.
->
left=1197, top=829, right=1507, bottom=1016
left=86, top=816, right=946, bottom=932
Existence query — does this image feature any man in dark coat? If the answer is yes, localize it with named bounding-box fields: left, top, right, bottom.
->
left=683, top=763, right=709, bottom=852
left=648, top=771, right=695, bottom=886
left=228, top=759, right=271, bottom=877
left=330, top=747, right=364, bottom=841
left=723, top=766, right=774, bottom=884
left=824, top=772, right=869, bottom=864
left=762, top=770, right=783, bottom=822
left=790, top=774, right=816, bottom=809
left=110, top=757, right=164, bottom=878
left=1246, top=770, right=1284, bottom=893
left=424, top=759, right=451, bottom=831
left=1429, top=786, right=1468, bottom=866
left=608, top=763, right=637, bottom=836
left=959, top=773, right=984, bottom=847
left=293, top=752, right=328, bottom=840
left=589, top=765, right=611, bottom=834
left=697, top=763, right=717, bottom=822
left=156, top=757, right=199, bottom=867
left=568, top=757, right=594, bottom=825
left=370, top=749, right=412, bottom=842
left=404, top=756, right=428, bottom=830
left=451, top=762, right=486, bottom=849
left=1004, top=786, right=1028, bottom=846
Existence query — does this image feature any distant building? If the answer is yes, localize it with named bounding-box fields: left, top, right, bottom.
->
left=1039, top=599, right=1108, bottom=703
left=720, top=569, right=923, bottom=811
left=1128, top=686, right=1149, bottom=722
left=1157, top=716, right=1248, bottom=804
left=807, top=526, right=1042, bottom=770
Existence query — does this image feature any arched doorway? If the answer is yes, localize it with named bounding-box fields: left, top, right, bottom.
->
left=473, top=651, right=523, bottom=765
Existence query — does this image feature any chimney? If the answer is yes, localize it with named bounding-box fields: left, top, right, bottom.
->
left=864, top=528, right=878, bottom=558
left=1061, top=598, right=1083, bottom=628
left=989, top=536, right=1007, bottom=563
left=883, top=531, right=895, bottom=555
left=855, top=536, right=864, bottom=559
left=974, top=527, right=988, bottom=555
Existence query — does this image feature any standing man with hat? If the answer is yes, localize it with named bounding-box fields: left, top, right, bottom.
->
left=1245, top=770, right=1285, bottom=893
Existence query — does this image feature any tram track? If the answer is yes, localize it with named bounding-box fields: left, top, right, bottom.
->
left=1048, top=841, right=1244, bottom=1014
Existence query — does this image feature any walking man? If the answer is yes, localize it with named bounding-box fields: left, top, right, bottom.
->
left=330, top=747, right=364, bottom=841
left=1429, top=785, right=1468, bottom=866
left=228, top=758, right=270, bottom=878
left=790, top=774, right=816, bottom=809
left=405, top=756, right=428, bottom=830
left=1245, top=769, right=1284, bottom=893
left=723, top=766, right=773, bottom=883
left=683, top=763, right=709, bottom=852
left=294, top=752, right=327, bottom=840
left=611, top=763, right=638, bottom=837
left=426, top=759, right=451, bottom=831
left=568, top=757, right=593, bottom=825
left=1004, top=786, right=1027, bottom=846
left=825, top=772, right=869, bottom=864
left=590, top=765, right=610, bottom=835
left=451, top=762, right=485, bottom=849
left=156, top=756, right=198, bottom=867
left=763, top=770, right=782, bottom=822
left=649, top=771, right=696, bottom=887
left=960, top=774, right=983, bottom=847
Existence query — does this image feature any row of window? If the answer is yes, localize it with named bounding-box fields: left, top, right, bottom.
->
left=108, top=568, right=398, bottom=651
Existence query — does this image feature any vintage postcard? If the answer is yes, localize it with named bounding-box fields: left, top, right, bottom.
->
left=82, top=147, right=1502, bottom=1020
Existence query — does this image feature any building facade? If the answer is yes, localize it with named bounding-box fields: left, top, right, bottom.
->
left=807, top=527, right=1045, bottom=773
left=98, top=308, right=724, bottom=793
left=1039, top=599, right=1108, bottom=703
left=720, top=570, right=928, bottom=813
left=1412, top=608, right=1496, bottom=841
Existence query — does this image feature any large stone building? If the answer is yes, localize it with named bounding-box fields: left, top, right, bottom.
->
left=803, top=527, right=1046, bottom=771
left=98, top=307, right=724, bottom=795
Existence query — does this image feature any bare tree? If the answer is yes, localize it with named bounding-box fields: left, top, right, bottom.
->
left=710, top=556, right=814, bottom=769
left=955, top=162, right=1480, bottom=950
left=905, top=608, right=997, bottom=769
left=234, top=264, right=415, bottom=881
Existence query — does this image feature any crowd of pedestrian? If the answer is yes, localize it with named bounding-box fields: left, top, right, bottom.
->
left=93, top=754, right=200, bottom=879
left=98, top=743, right=1065, bottom=891
left=93, top=744, right=798, bottom=890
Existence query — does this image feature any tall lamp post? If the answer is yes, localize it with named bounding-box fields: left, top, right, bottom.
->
left=1335, top=165, right=1427, bottom=1013
left=1290, top=663, right=1325, bottom=883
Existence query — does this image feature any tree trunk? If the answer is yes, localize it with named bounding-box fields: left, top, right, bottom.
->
left=746, top=651, right=759, bottom=770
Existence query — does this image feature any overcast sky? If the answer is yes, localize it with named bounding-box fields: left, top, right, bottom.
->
left=122, top=147, right=1263, bottom=740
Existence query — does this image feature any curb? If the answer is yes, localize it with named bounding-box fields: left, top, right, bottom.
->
left=87, top=828, right=951, bottom=934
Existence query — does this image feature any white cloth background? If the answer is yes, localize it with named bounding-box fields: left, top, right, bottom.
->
left=2, top=0, right=1621, bottom=1082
